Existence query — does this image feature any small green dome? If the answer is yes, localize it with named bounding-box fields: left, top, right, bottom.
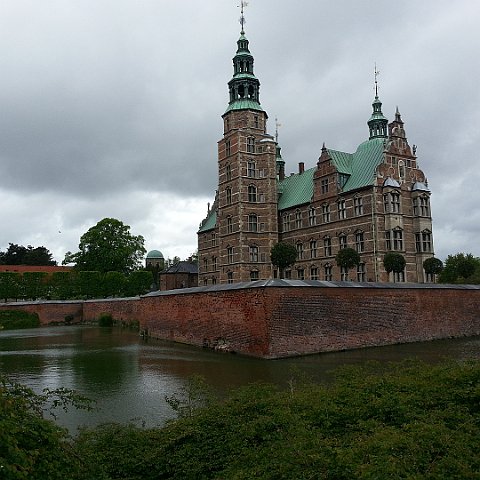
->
left=146, top=249, right=164, bottom=259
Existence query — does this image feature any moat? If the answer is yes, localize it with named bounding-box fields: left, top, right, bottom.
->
left=1, top=325, right=479, bottom=432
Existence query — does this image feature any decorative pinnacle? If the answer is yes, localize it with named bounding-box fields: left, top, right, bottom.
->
left=238, top=1, right=248, bottom=34
left=374, top=63, right=380, bottom=97
left=275, top=117, right=282, bottom=143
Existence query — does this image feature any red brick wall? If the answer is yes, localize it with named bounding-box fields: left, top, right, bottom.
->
left=1, top=284, right=479, bottom=358
left=0, top=301, right=83, bottom=325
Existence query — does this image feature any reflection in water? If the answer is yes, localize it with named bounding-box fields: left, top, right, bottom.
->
left=1, top=325, right=479, bottom=433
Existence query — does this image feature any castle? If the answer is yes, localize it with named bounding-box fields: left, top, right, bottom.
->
left=198, top=18, right=433, bottom=285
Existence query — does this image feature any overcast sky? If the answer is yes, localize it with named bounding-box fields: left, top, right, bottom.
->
left=0, top=0, right=478, bottom=264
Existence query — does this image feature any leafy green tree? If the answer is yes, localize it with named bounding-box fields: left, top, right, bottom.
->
left=76, top=271, right=103, bottom=299
left=48, top=271, right=76, bottom=300
left=0, top=243, right=56, bottom=266
left=0, top=272, right=21, bottom=302
left=335, top=247, right=361, bottom=280
left=103, top=271, right=127, bottom=298
left=439, top=253, right=480, bottom=284
left=423, top=257, right=443, bottom=282
left=383, top=252, right=406, bottom=280
left=63, top=218, right=146, bottom=274
left=270, top=242, right=297, bottom=279
left=125, top=270, right=153, bottom=296
left=22, top=272, right=48, bottom=300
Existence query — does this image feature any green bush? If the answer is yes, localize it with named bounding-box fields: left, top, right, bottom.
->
left=98, top=313, right=114, bottom=327
left=0, top=310, right=40, bottom=330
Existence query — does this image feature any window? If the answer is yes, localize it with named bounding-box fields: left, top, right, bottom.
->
left=249, top=246, right=259, bottom=262
left=354, top=197, right=363, bottom=216
left=394, top=270, right=405, bottom=282
left=322, top=204, right=330, bottom=223
left=339, top=234, right=348, bottom=249
left=250, top=270, right=259, bottom=281
left=324, top=264, right=332, bottom=281
left=212, top=257, right=217, bottom=271
left=321, top=179, right=329, bottom=194
left=416, top=231, right=432, bottom=253
left=338, top=199, right=346, bottom=219
left=340, top=266, right=348, bottom=281
left=393, top=228, right=403, bottom=250
left=247, top=137, right=255, bottom=153
left=254, top=115, right=259, bottom=128
left=391, top=192, right=400, bottom=213
left=295, top=209, right=302, bottom=229
left=355, top=232, right=364, bottom=253
left=247, top=161, right=256, bottom=178
left=212, top=277, right=217, bottom=285
left=310, top=240, right=317, bottom=259
left=203, top=258, right=208, bottom=272
left=297, top=269, right=305, bottom=280
left=285, top=270, right=292, bottom=279
left=226, top=187, right=232, bottom=205
left=308, top=207, right=316, bottom=226
left=227, top=271, right=233, bottom=284
left=226, top=164, right=231, bottom=181
left=248, top=185, right=257, bottom=202
left=296, top=243, right=304, bottom=260
left=310, top=267, right=318, bottom=280
left=398, top=160, right=405, bottom=179
left=357, top=263, right=366, bottom=282
left=282, top=214, right=289, bottom=232
left=420, top=196, right=430, bottom=216
left=226, top=140, right=231, bottom=157
left=248, top=214, right=258, bottom=232
left=204, top=278, right=208, bottom=286
left=227, top=246, right=234, bottom=264
left=227, top=216, right=233, bottom=234
left=323, top=237, right=332, bottom=256
left=211, top=233, right=216, bottom=247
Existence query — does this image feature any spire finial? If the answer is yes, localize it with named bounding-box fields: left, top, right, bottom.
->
left=374, top=63, right=380, bottom=98
left=238, top=1, right=249, bottom=34
left=275, top=117, right=282, bottom=143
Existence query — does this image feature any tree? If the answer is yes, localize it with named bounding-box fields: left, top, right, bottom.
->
left=125, top=270, right=153, bottom=297
left=439, top=253, right=480, bottom=284
left=423, top=257, right=443, bottom=282
left=22, top=272, right=48, bottom=300
left=383, top=252, right=406, bottom=281
left=0, top=243, right=56, bottom=266
left=63, top=218, right=146, bottom=274
left=0, top=272, right=21, bottom=302
left=270, top=242, right=297, bottom=279
left=335, top=247, right=361, bottom=280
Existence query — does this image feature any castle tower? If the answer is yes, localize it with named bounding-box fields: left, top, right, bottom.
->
left=198, top=7, right=279, bottom=284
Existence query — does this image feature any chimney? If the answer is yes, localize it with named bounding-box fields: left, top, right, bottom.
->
left=299, top=162, right=304, bottom=174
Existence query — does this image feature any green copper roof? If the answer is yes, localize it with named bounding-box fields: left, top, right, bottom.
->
left=278, top=167, right=315, bottom=210
left=146, top=249, right=164, bottom=259
left=198, top=210, right=217, bottom=233
left=225, top=99, right=264, bottom=113
left=278, top=138, right=385, bottom=211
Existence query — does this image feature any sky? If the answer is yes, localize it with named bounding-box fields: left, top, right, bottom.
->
left=0, top=0, right=479, bottom=264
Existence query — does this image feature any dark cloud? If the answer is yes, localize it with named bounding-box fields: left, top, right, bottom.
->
left=0, top=0, right=478, bottom=262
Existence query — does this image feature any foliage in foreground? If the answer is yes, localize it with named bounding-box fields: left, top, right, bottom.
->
left=0, top=377, right=92, bottom=480
left=75, top=360, right=480, bottom=480
left=0, top=310, right=40, bottom=330
left=439, top=252, right=480, bottom=284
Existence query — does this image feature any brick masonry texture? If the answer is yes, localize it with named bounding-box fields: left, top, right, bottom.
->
left=1, top=282, right=479, bottom=358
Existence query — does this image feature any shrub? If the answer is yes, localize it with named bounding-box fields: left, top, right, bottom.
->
left=98, top=313, right=114, bottom=327
left=0, top=310, right=40, bottom=330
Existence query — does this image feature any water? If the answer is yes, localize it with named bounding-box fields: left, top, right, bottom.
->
left=1, top=325, right=479, bottom=433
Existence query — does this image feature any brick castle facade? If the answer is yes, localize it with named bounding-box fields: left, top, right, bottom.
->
left=198, top=24, right=433, bottom=285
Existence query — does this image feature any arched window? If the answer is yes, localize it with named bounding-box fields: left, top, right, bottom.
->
left=308, top=207, right=316, bottom=226
left=226, top=216, right=233, bottom=234
left=248, top=185, right=257, bottom=202
left=226, top=163, right=231, bottom=180
left=246, top=137, right=255, bottom=153
left=295, top=209, right=302, bottom=228
left=248, top=214, right=258, bottom=232
left=226, top=187, right=232, bottom=205
left=249, top=245, right=259, bottom=262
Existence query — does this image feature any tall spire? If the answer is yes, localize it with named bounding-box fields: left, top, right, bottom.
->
left=367, top=64, right=388, bottom=139
left=225, top=2, right=263, bottom=114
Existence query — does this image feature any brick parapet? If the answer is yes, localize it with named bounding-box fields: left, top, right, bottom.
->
left=1, top=282, right=479, bottom=358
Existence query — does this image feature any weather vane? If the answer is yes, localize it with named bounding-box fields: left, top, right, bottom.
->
left=238, top=1, right=249, bottom=34
left=275, top=117, right=282, bottom=143
left=374, top=63, right=380, bottom=97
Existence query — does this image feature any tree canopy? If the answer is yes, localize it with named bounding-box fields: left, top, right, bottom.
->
left=438, top=253, right=480, bottom=284
left=0, top=243, right=56, bottom=266
left=270, top=242, right=297, bottom=278
left=383, top=252, right=406, bottom=274
left=423, top=257, right=444, bottom=277
left=335, top=247, right=361, bottom=276
left=63, top=218, right=146, bottom=274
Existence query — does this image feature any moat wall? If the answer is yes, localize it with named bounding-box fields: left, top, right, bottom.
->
left=1, top=281, right=479, bottom=358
